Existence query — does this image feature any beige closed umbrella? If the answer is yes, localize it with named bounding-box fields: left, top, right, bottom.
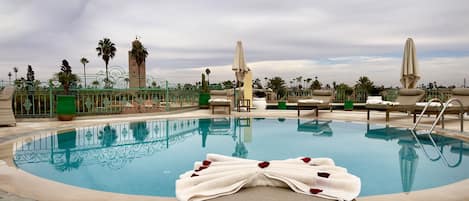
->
left=400, top=38, right=420, bottom=88
left=232, top=41, right=250, bottom=107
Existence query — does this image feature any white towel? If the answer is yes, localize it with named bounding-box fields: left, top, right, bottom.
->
left=298, top=99, right=324, bottom=104
left=176, top=154, right=361, bottom=201
left=415, top=102, right=453, bottom=107
left=366, top=100, right=399, bottom=106
left=209, top=99, right=231, bottom=103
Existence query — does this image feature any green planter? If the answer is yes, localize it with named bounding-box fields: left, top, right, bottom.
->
left=344, top=100, right=354, bottom=111
left=199, top=93, right=211, bottom=109
left=57, top=95, right=77, bottom=121
left=277, top=101, right=287, bottom=110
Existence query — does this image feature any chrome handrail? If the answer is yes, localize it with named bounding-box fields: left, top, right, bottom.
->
left=412, top=98, right=443, bottom=130
left=429, top=98, right=465, bottom=134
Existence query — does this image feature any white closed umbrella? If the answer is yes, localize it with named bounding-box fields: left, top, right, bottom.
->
left=400, top=38, right=420, bottom=88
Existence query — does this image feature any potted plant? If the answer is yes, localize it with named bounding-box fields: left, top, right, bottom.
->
left=55, top=59, right=79, bottom=121
left=277, top=96, right=287, bottom=109
left=198, top=73, right=210, bottom=109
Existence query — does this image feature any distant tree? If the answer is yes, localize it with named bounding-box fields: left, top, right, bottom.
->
left=222, top=80, right=233, bottom=89
left=151, top=81, right=157, bottom=88
left=96, top=38, right=116, bottom=88
left=205, top=68, right=211, bottom=84
left=332, top=81, right=337, bottom=89
left=130, top=39, right=148, bottom=88
left=124, top=78, right=130, bottom=88
left=306, top=78, right=312, bottom=88
left=264, top=77, right=268, bottom=88
left=26, top=65, right=35, bottom=82
left=296, top=76, right=303, bottom=88
left=268, top=76, right=287, bottom=99
left=355, top=76, right=374, bottom=93
left=311, top=77, right=322, bottom=90
left=13, top=67, right=18, bottom=80
left=336, top=83, right=354, bottom=101
left=92, top=80, right=100, bottom=88
left=8, top=72, right=12, bottom=83
left=253, top=78, right=263, bottom=89
left=55, top=60, right=79, bottom=94
left=80, top=57, right=89, bottom=88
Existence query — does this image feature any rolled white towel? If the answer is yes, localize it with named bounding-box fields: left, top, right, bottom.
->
left=298, top=99, right=324, bottom=104
left=415, top=102, right=453, bottom=107
left=366, top=100, right=383, bottom=104
left=176, top=154, right=361, bottom=201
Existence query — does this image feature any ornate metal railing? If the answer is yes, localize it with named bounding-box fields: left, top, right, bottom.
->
left=10, top=81, right=199, bottom=118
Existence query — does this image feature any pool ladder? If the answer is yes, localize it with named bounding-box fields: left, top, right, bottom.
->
left=412, top=98, right=465, bottom=134
left=409, top=98, right=465, bottom=167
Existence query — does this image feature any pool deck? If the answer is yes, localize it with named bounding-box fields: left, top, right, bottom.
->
left=0, top=108, right=468, bottom=201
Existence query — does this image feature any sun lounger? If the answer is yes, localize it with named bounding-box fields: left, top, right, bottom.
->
left=366, top=88, right=425, bottom=122
left=209, top=90, right=232, bottom=115
left=297, top=90, right=333, bottom=117
left=0, top=86, right=16, bottom=126
left=412, top=88, right=469, bottom=123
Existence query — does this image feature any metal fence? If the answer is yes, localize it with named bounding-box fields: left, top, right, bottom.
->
left=8, top=81, right=199, bottom=118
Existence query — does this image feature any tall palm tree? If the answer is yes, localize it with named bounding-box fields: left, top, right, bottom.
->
left=124, top=77, right=130, bottom=88
left=80, top=57, right=89, bottom=88
left=130, top=39, right=148, bottom=88
left=96, top=38, right=116, bottom=87
left=205, top=68, right=211, bottom=84
left=8, top=72, right=12, bottom=83
left=13, top=67, right=18, bottom=80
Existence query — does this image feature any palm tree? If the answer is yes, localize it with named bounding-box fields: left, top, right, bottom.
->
left=355, top=76, right=374, bottom=92
left=80, top=57, right=89, bottom=88
left=205, top=68, right=211, bottom=84
left=268, top=77, right=287, bottom=99
left=130, top=39, right=148, bottom=88
left=96, top=38, right=116, bottom=87
left=13, top=67, right=18, bottom=80
left=8, top=72, right=12, bottom=83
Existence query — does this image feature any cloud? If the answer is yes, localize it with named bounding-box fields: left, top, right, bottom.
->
left=0, top=0, right=468, bottom=87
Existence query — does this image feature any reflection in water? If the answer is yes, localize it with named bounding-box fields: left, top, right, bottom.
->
left=365, top=124, right=465, bottom=192
left=98, top=124, right=117, bottom=147
left=131, top=122, right=149, bottom=141
left=55, top=130, right=83, bottom=172
left=297, top=119, right=333, bottom=136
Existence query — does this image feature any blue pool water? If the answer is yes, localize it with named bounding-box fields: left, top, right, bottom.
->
left=13, top=118, right=469, bottom=197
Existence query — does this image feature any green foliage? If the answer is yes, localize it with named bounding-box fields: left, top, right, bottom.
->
left=268, top=76, right=286, bottom=99
left=55, top=59, right=79, bottom=94
left=355, top=76, right=374, bottom=93
left=222, top=80, right=233, bottom=89
left=311, top=79, right=322, bottom=90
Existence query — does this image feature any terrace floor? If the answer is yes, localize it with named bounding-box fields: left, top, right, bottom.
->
left=0, top=108, right=468, bottom=201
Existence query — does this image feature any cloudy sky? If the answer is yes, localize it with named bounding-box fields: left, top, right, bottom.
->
left=1, top=0, right=468, bottom=87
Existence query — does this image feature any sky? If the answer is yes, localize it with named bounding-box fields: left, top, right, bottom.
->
left=1, top=0, right=469, bottom=87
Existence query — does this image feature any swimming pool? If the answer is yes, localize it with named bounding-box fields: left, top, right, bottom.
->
left=13, top=117, right=469, bottom=197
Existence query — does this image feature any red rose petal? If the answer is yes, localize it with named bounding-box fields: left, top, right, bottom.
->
left=202, top=160, right=212, bottom=166
left=258, top=161, right=270, bottom=168
left=317, top=172, right=330, bottom=178
left=309, top=188, right=323, bottom=194
left=191, top=173, right=199, bottom=177
left=195, top=166, right=208, bottom=172
left=301, top=157, right=311, bottom=163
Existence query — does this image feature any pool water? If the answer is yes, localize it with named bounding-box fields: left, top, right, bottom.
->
left=13, top=118, right=469, bottom=197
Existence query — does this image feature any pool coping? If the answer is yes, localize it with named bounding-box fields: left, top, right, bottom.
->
left=1, top=109, right=468, bottom=201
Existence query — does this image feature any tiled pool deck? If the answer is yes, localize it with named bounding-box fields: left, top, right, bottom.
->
left=1, top=109, right=468, bottom=201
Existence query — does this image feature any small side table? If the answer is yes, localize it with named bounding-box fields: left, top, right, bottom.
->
left=237, top=99, right=251, bottom=112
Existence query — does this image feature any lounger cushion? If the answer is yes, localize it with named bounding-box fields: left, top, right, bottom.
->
left=398, top=88, right=425, bottom=96
left=312, top=90, right=333, bottom=96
left=452, top=88, right=469, bottom=96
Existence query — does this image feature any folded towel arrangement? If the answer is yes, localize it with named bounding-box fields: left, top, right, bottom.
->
left=209, top=99, right=231, bottom=103
left=298, top=99, right=324, bottom=104
left=176, top=154, right=361, bottom=201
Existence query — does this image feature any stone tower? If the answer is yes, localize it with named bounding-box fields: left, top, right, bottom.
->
left=128, top=39, right=146, bottom=88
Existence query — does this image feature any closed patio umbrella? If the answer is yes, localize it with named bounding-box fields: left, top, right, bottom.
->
left=232, top=41, right=250, bottom=107
left=400, top=38, right=420, bottom=88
